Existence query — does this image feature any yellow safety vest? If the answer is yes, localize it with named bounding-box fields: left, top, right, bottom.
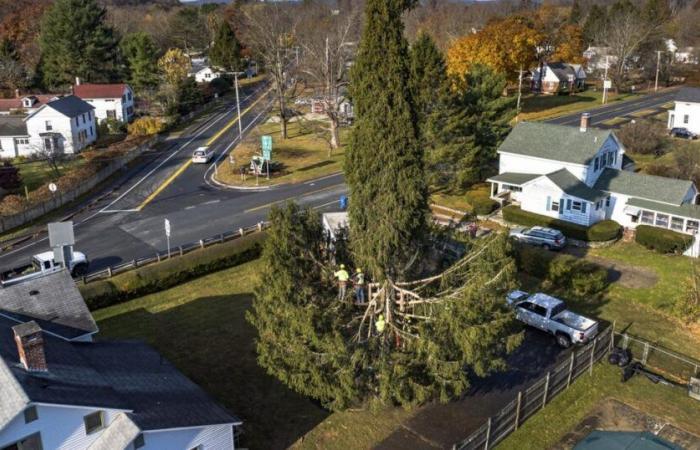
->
left=335, top=270, right=349, bottom=282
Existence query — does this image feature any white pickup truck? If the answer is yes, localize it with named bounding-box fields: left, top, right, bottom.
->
left=1, top=251, right=89, bottom=286
left=506, top=290, right=599, bottom=348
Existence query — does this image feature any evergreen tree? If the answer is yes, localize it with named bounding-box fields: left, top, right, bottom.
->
left=568, top=0, right=583, bottom=24
left=120, top=32, right=160, bottom=92
left=209, top=21, right=243, bottom=72
left=346, top=0, right=428, bottom=281
left=582, top=4, right=606, bottom=45
left=175, top=77, right=204, bottom=115
left=409, top=32, right=448, bottom=126
left=38, top=0, right=119, bottom=88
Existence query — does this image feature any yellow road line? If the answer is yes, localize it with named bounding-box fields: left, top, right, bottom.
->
left=137, top=88, right=274, bottom=211
left=244, top=183, right=345, bottom=213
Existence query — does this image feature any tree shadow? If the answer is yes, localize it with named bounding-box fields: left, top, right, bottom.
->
left=96, top=294, right=329, bottom=450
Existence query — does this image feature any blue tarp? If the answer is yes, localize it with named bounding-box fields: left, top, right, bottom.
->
left=574, top=431, right=683, bottom=450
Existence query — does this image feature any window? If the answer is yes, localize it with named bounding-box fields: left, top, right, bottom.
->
left=608, top=152, right=614, bottom=165
left=567, top=199, right=572, bottom=210
left=127, top=92, right=132, bottom=101
left=126, top=106, right=134, bottom=115
left=133, top=434, right=145, bottom=449
left=671, top=217, right=684, bottom=231
left=75, top=117, right=80, bottom=126
left=44, top=121, right=52, bottom=131
left=24, top=406, right=38, bottom=424
left=15, top=138, right=29, bottom=145
left=582, top=202, right=587, bottom=213
left=503, top=184, right=522, bottom=192
left=90, top=126, right=93, bottom=137
left=82, top=113, right=86, bottom=124
left=84, top=411, right=104, bottom=435
left=594, top=157, right=599, bottom=171
left=551, top=201, right=559, bottom=212
left=1, top=433, right=43, bottom=450
left=572, top=201, right=582, bottom=211
left=655, top=213, right=669, bottom=228
left=684, top=114, right=689, bottom=124
left=641, top=210, right=654, bottom=224
left=613, top=152, right=617, bottom=165
left=122, top=94, right=127, bottom=102
left=606, top=196, right=611, bottom=207
left=686, top=220, right=699, bottom=234
left=595, top=201, right=600, bottom=211
left=106, top=110, right=116, bottom=119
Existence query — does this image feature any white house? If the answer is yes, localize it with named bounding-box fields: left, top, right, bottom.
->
left=668, top=87, right=700, bottom=135
left=192, top=66, right=223, bottom=84
left=0, top=117, right=31, bottom=158
left=0, top=270, right=241, bottom=450
left=531, top=62, right=586, bottom=94
left=73, top=81, right=135, bottom=123
left=489, top=116, right=700, bottom=242
left=665, top=39, right=698, bottom=65
left=24, top=95, right=97, bottom=155
left=583, top=46, right=618, bottom=71
left=0, top=94, right=61, bottom=116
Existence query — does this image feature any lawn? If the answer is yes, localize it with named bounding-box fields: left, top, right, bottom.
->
left=430, top=183, right=493, bottom=215
left=14, top=157, right=86, bottom=193
left=497, top=362, right=700, bottom=450
left=518, top=90, right=637, bottom=121
left=215, top=118, right=350, bottom=187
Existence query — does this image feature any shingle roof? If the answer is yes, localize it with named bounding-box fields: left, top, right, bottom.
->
left=546, top=62, right=576, bottom=81
left=675, top=86, right=700, bottom=103
left=546, top=169, right=606, bottom=202
left=0, top=270, right=98, bottom=340
left=0, top=317, right=241, bottom=431
left=87, top=413, right=141, bottom=450
left=74, top=83, right=128, bottom=99
left=594, top=168, right=694, bottom=205
left=0, top=116, right=28, bottom=137
left=43, top=95, right=94, bottom=118
left=0, top=349, right=29, bottom=432
left=487, top=172, right=540, bottom=186
left=0, top=95, right=59, bottom=113
left=627, top=198, right=700, bottom=220
left=498, top=122, right=614, bottom=165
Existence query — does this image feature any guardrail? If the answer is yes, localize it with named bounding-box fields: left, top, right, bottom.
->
left=81, top=221, right=269, bottom=284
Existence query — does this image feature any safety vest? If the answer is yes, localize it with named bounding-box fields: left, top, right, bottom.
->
left=335, top=270, right=349, bottom=282
left=375, top=317, right=386, bottom=333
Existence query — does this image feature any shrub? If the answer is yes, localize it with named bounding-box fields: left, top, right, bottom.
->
left=0, top=194, right=28, bottom=215
left=128, top=116, right=166, bottom=136
left=464, top=185, right=498, bottom=215
left=635, top=225, right=693, bottom=254
left=503, top=205, right=621, bottom=242
left=616, top=119, right=668, bottom=156
left=0, top=161, right=22, bottom=191
left=79, top=232, right=266, bottom=310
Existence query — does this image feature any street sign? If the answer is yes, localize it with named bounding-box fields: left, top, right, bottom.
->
left=164, top=218, right=171, bottom=237
left=603, top=80, right=612, bottom=89
left=48, top=183, right=57, bottom=193
left=262, top=135, right=272, bottom=161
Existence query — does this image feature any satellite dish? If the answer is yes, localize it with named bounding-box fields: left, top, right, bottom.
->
left=48, top=183, right=57, bottom=193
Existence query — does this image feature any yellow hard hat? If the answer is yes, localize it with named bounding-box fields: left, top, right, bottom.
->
left=377, top=314, right=384, bottom=320
left=356, top=268, right=362, bottom=273
left=340, top=264, right=345, bottom=269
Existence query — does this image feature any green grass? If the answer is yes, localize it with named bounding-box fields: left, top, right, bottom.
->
left=431, top=184, right=492, bottom=214
left=519, top=90, right=637, bottom=121
left=497, top=363, right=700, bottom=450
left=15, top=158, right=86, bottom=192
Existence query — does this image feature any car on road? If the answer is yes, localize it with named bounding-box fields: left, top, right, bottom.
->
left=509, top=226, right=566, bottom=250
left=2, top=250, right=89, bottom=285
left=192, top=146, right=213, bottom=164
left=669, top=127, right=697, bottom=140
left=506, top=290, right=599, bottom=348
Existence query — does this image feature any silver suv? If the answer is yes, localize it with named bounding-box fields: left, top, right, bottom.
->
left=509, top=226, right=566, bottom=250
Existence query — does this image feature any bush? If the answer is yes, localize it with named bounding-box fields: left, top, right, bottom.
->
left=616, top=119, right=668, bottom=156
left=503, top=205, right=621, bottom=242
left=79, top=232, right=266, bottom=310
left=634, top=225, right=693, bottom=254
left=466, top=190, right=498, bottom=215
left=128, top=116, right=166, bottom=136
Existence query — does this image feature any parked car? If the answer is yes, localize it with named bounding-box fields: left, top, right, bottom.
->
left=506, top=290, right=599, bottom=348
left=192, top=146, right=213, bottom=164
left=2, top=250, right=89, bottom=286
left=669, top=127, right=697, bottom=140
left=509, top=226, right=566, bottom=250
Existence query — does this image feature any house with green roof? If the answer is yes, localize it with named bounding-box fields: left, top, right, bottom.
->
left=488, top=116, right=700, bottom=253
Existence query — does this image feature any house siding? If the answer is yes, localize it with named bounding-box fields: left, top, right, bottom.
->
left=0, top=136, right=31, bottom=158
left=83, top=87, right=134, bottom=123
left=137, top=424, right=235, bottom=450
left=26, top=107, right=96, bottom=155
left=668, top=101, right=700, bottom=135
left=583, top=136, right=624, bottom=186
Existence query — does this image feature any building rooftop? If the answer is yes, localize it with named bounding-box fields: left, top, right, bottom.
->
left=74, top=83, right=129, bottom=99
left=487, top=172, right=540, bottom=186
left=32, top=95, right=94, bottom=119
left=594, top=168, right=694, bottom=206
left=546, top=168, right=606, bottom=202
left=0, top=116, right=28, bottom=137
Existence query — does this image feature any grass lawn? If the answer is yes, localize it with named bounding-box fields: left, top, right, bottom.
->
left=14, top=157, right=86, bottom=193
left=497, top=362, right=700, bottom=450
left=430, top=184, right=493, bottom=214
left=518, top=90, right=637, bottom=121
left=215, top=118, right=349, bottom=187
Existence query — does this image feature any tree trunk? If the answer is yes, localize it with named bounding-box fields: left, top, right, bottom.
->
left=277, top=82, right=288, bottom=139
left=329, top=116, right=340, bottom=151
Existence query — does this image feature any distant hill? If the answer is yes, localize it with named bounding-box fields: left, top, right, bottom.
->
left=100, top=0, right=180, bottom=6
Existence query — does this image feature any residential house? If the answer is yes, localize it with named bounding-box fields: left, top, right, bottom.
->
left=531, top=62, right=586, bottom=94
left=0, top=117, right=31, bottom=158
left=24, top=95, right=96, bottom=155
left=0, top=94, right=61, bottom=116
left=488, top=116, right=700, bottom=247
left=192, top=66, right=223, bottom=84
left=582, top=46, right=617, bottom=72
left=73, top=81, right=135, bottom=123
left=665, top=39, right=698, bottom=65
left=0, top=270, right=241, bottom=450
left=667, top=87, right=700, bottom=135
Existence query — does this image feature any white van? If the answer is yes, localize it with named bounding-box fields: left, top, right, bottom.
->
left=192, top=146, right=213, bottom=164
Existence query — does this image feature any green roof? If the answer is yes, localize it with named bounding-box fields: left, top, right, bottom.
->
left=487, top=172, right=540, bottom=186
left=498, top=122, right=613, bottom=165
left=627, top=197, right=700, bottom=220
left=594, top=168, right=694, bottom=205
left=546, top=169, right=605, bottom=202
left=574, top=431, right=682, bottom=450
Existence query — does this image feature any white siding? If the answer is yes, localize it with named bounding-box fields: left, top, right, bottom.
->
left=195, top=68, right=222, bottom=83
left=668, top=101, right=700, bottom=134
left=26, top=107, right=96, bottom=155
left=136, top=424, right=235, bottom=450
left=498, top=153, right=588, bottom=181
left=83, top=87, right=135, bottom=123
left=519, top=177, right=597, bottom=226
left=583, top=135, right=624, bottom=186
left=0, top=136, right=32, bottom=158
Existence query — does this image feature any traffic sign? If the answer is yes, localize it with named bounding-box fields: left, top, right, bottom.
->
left=164, top=218, right=171, bottom=237
left=603, top=80, right=612, bottom=89
left=262, top=135, right=272, bottom=161
left=48, top=183, right=57, bottom=193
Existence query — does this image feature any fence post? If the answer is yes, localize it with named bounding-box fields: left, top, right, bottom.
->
left=609, top=321, right=616, bottom=352
left=257, top=222, right=263, bottom=232
left=642, top=342, right=650, bottom=365
left=220, top=234, right=224, bottom=243
left=514, top=391, right=522, bottom=431
left=484, top=418, right=491, bottom=450
left=589, top=337, right=597, bottom=376
left=542, top=372, right=550, bottom=407
left=566, top=352, right=575, bottom=388
left=179, top=246, right=183, bottom=256
left=107, top=266, right=112, bottom=278
left=199, top=239, right=204, bottom=249
left=132, top=259, right=137, bottom=268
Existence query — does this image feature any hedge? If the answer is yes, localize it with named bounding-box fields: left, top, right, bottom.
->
left=79, top=232, right=266, bottom=310
left=502, top=205, right=621, bottom=242
left=634, top=225, right=693, bottom=254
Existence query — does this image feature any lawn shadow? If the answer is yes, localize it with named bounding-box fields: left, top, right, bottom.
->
left=96, top=294, right=329, bottom=450
left=298, top=160, right=334, bottom=172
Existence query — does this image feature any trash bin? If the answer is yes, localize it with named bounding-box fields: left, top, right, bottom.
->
left=339, top=195, right=348, bottom=210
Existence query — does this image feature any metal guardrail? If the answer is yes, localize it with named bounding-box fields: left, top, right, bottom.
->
left=81, top=221, right=269, bottom=284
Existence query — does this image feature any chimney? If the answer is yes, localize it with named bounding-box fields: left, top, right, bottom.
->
left=75, top=77, right=81, bottom=86
left=580, top=112, right=590, bottom=132
left=12, top=321, right=47, bottom=372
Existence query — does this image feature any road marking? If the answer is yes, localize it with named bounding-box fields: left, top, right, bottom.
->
left=184, top=205, right=196, bottom=210
left=243, top=183, right=345, bottom=213
left=203, top=199, right=221, bottom=205
left=206, top=87, right=273, bottom=146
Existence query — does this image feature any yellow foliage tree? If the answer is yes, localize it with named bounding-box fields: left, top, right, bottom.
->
left=128, top=117, right=166, bottom=136
left=447, top=16, right=542, bottom=82
left=551, top=24, right=585, bottom=63
left=157, top=48, right=190, bottom=86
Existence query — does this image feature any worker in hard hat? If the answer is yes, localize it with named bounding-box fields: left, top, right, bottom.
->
left=334, top=264, right=350, bottom=300
left=353, top=267, right=366, bottom=303
left=375, top=314, right=386, bottom=334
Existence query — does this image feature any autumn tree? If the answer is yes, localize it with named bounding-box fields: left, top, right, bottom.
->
left=0, top=39, right=28, bottom=91
left=158, top=48, right=190, bottom=86
left=0, top=0, right=50, bottom=79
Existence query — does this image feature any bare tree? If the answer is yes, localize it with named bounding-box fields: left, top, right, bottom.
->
left=297, top=2, right=361, bottom=152
left=241, top=3, right=302, bottom=139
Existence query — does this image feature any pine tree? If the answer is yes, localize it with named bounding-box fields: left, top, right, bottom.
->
left=38, top=0, right=119, bottom=88
left=120, top=32, right=160, bottom=92
left=209, top=21, right=243, bottom=72
left=409, top=32, right=448, bottom=126
left=346, top=0, right=428, bottom=281
left=568, top=0, right=583, bottom=24
left=582, top=4, right=606, bottom=45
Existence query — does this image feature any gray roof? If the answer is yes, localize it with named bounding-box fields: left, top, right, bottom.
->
left=498, top=122, right=614, bottom=165
left=0, top=116, right=28, bottom=137
left=44, top=95, right=94, bottom=118
left=87, top=413, right=140, bottom=450
left=0, top=270, right=98, bottom=340
left=546, top=169, right=606, bottom=202
left=627, top=197, right=700, bottom=220
left=487, top=172, right=540, bottom=186
left=0, top=316, right=240, bottom=431
left=675, top=86, right=700, bottom=103
left=594, top=168, right=694, bottom=205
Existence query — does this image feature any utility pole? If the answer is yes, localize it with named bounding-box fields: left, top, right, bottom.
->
left=602, top=55, right=610, bottom=105
left=654, top=50, right=662, bottom=92
left=516, top=66, right=524, bottom=118
left=234, top=72, right=243, bottom=137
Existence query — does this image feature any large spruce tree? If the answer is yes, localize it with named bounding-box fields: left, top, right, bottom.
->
left=120, top=32, right=160, bottom=92
left=39, top=0, right=119, bottom=88
left=346, top=0, right=428, bottom=281
left=409, top=33, right=448, bottom=126
left=209, top=22, right=243, bottom=72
